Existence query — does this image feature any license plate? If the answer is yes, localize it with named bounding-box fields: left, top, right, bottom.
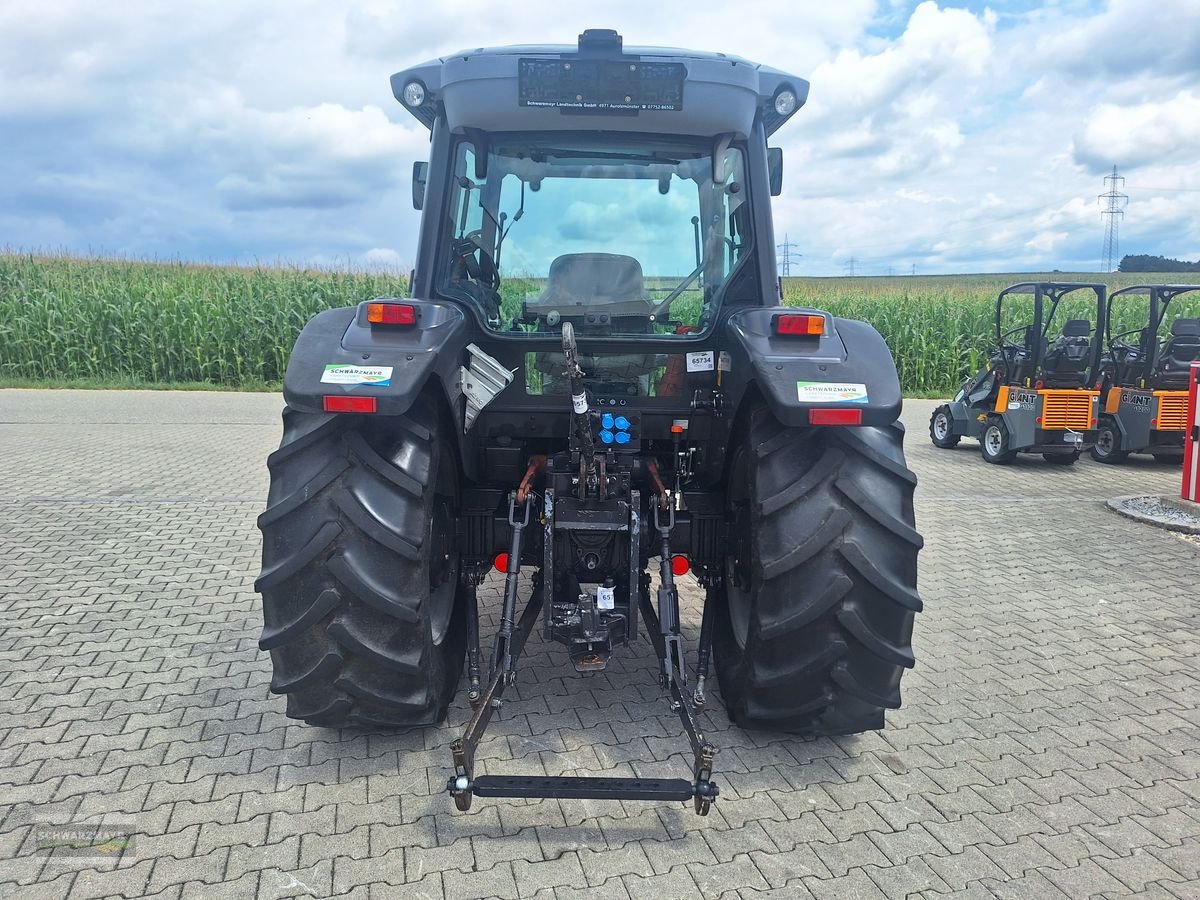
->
left=518, top=58, right=686, bottom=112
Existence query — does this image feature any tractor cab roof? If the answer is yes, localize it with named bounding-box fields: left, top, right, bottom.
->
left=391, top=28, right=808, bottom=140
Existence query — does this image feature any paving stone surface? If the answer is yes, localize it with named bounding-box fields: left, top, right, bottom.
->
left=0, top=389, right=1197, bottom=899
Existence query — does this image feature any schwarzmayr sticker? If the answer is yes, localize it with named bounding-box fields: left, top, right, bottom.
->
left=320, top=365, right=393, bottom=387
left=796, top=381, right=869, bottom=404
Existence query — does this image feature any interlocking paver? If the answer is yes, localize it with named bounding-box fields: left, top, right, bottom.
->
left=863, top=856, right=953, bottom=897
left=576, top=841, right=654, bottom=885
left=1, top=391, right=1197, bottom=899
left=442, top=860, right=518, bottom=900
left=622, top=866, right=703, bottom=900
left=1097, top=848, right=1186, bottom=894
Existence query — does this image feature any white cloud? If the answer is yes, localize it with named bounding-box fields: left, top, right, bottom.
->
left=0, top=0, right=1197, bottom=274
left=1074, top=91, right=1200, bottom=171
left=360, top=247, right=406, bottom=269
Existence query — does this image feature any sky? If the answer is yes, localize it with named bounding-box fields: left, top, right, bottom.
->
left=1, top=0, right=1197, bottom=276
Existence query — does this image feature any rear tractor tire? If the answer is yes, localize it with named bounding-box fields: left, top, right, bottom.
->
left=929, top=404, right=961, bottom=449
left=256, top=398, right=466, bottom=728
left=713, top=405, right=923, bottom=735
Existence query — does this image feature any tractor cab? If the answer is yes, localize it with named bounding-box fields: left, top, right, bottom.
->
left=397, top=28, right=798, bottom=345
left=930, top=282, right=1105, bottom=464
left=1092, top=284, right=1200, bottom=463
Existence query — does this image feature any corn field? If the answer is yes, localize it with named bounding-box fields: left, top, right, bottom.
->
left=0, top=255, right=409, bottom=386
left=0, top=254, right=1190, bottom=394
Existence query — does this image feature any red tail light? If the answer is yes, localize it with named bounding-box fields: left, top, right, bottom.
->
left=323, top=395, right=377, bottom=414
left=774, top=313, right=824, bottom=336
left=809, top=408, right=862, bottom=426
left=493, top=552, right=510, bottom=573
left=671, top=555, right=690, bottom=576
left=367, top=302, right=416, bottom=325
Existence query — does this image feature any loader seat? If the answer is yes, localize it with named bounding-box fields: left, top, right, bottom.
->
left=1040, top=319, right=1092, bottom=388
left=1156, top=318, right=1200, bottom=388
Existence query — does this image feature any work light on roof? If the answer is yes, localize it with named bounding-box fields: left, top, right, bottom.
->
left=402, top=81, right=426, bottom=108
left=774, top=88, right=797, bottom=117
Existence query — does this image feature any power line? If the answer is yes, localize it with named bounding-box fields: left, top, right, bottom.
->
left=776, top=234, right=802, bottom=276
left=1098, top=165, right=1128, bottom=273
left=1125, top=184, right=1200, bottom=193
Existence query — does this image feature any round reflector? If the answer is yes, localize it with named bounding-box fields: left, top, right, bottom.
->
left=671, top=555, right=690, bottom=577
left=493, top=552, right=509, bottom=573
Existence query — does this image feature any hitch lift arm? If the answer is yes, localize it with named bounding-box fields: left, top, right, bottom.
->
left=447, top=491, right=719, bottom=815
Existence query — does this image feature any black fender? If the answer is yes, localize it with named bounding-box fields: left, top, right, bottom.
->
left=1102, top=407, right=1130, bottom=441
left=281, top=298, right=477, bottom=472
left=723, top=307, right=902, bottom=427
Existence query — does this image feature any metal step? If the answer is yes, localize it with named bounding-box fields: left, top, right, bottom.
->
left=470, top=774, right=696, bottom=801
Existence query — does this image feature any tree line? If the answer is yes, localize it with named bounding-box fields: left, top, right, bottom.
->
left=1119, top=254, right=1200, bottom=272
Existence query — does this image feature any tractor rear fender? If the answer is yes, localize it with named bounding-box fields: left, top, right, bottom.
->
left=723, top=308, right=902, bottom=427
left=281, top=299, right=476, bottom=470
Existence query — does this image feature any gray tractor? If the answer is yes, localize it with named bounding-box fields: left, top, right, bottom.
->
left=256, top=29, right=923, bottom=816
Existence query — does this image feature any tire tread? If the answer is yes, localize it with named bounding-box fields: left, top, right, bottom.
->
left=714, top=406, right=922, bottom=736
left=257, top=402, right=464, bottom=729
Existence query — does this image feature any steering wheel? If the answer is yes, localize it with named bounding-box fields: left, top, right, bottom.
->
left=996, top=326, right=1032, bottom=364
left=1110, top=327, right=1144, bottom=357
left=999, top=325, right=1028, bottom=349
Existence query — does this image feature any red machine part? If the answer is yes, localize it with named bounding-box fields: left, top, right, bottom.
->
left=1183, top=362, right=1200, bottom=502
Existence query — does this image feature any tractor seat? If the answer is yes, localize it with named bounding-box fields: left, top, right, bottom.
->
left=525, top=253, right=653, bottom=321
left=1156, top=318, right=1200, bottom=388
left=1040, top=319, right=1092, bottom=388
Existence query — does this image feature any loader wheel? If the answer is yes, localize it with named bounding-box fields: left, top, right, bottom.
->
left=255, top=399, right=466, bottom=728
left=929, top=405, right=960, bottom=449
left=980, top=416, right=1017, bottom=465
left=1152, top=452, right=1183, bottom=464
left=1091, top=420, right=1127, bottom=464
left=713, top=405, right=923, bottom=735
left=1042, top=451, right=1080, bottom=465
